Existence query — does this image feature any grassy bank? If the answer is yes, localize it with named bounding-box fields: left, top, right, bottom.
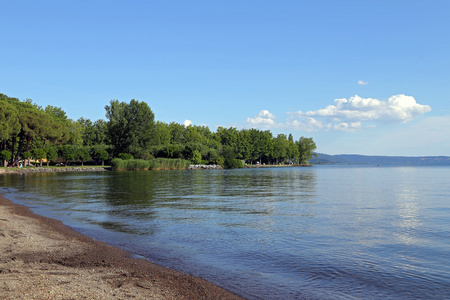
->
left=111, top=158, right=191, bottom=171
left=148, top=158, right=191, bottom=170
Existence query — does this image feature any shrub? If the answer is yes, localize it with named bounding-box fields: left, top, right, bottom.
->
left=111, top=158, right=150, bottom=171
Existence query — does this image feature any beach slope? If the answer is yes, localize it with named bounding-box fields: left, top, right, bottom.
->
left=0, top=195, right=243, bottom=299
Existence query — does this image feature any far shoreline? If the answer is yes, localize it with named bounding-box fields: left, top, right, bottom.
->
left=0, top=163, right=313, bottom=174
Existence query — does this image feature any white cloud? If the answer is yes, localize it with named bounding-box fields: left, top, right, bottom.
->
left=291, top=95, right=431, bottom=128
left=183, top=119, right=192, bottom=127
left=288, top=117, right=325, bottom=132
left=333, top=121, right=362, bottom=132
left=246, top=110, right=277, bottom=128
left=358, top=80, right=369, bottom=85
left=244, top=95, right=431, bottom=134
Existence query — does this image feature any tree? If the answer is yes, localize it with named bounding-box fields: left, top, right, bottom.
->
left=296, top=137, right=318, bottom=164
left=105, top=99, right=155, bottom=158
left=0, top=100, right=20, bottom=154
left=287, top=139, right=299, bottom=163
left=92, top=119, right=108, bottom=145
left=22, top=151, right=32, bottom=166
left=221, top=146, right=243, bottom=169
left=45, top=147, right=58, bottom=167
left=77, top=147, right=90, bottom=166
left=191, top=150, right=202, bottom=164
left=59, top=145, right=77, bottom=165
left=273, top=134, right=289, bottom=164
left=154, top=121, right=171, bottom=146
left=32, top=148, right=46, bottom=167
left=78, top=117, right=95, bottom=146
left=0, top=150, right=12, bottom=167
left=92, top=148, right=109, bottom=166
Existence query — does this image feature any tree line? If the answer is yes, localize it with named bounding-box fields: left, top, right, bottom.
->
left=0, top=93, right=317, bottom=168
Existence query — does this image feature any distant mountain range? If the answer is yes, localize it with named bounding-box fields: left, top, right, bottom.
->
left=310, top=153, right=450, bottom=166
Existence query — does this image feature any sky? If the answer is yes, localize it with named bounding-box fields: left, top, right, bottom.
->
left=1, top=0, right=449, bottom=156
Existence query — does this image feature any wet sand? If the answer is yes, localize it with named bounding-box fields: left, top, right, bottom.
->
left=0, top=195, right=244, bottom=299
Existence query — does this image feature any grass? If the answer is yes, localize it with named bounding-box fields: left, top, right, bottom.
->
left=110, top=158, right=191, bottom=171
left=111, top=158, right=150, bottom=171
left=148, top=158, right=191, bottom=170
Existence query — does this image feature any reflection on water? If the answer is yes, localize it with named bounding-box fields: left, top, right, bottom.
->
left=1, top=166, right=450, bottom=300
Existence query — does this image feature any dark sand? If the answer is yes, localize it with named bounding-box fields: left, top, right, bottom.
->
left=0, top=195, right=244, bottom=299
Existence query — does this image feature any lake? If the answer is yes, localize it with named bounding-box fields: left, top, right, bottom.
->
left=1, top=166, right=449, bottom=299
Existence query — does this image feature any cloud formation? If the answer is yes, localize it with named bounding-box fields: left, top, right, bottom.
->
left=293, top=94, right=431, bottom=123
left=245, top=95, right=431, bottom=132
left=183, top=119, right=192, bottom=127
left=358, top=80, right=369, bottom=85
left=246, top=110, right=276, bottom=128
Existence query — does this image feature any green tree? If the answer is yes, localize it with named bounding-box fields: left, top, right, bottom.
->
left=77, top=147, right=90, bottom=166
left=221, top=146, right=243, bottom=169
left=296, top=137, right=318, bottom=164
left=287, top=139, right=300, bottom=163
left=59, top=145, right=77, bottom=165
left=92, top=149, right=109, bottom=166
left=45, top=147, right=58, bottom=167
left=169, top=122, right=185, bottom=144
left=105, top=99, right=155, bottom=158
left=191, top=150, right=202, bottom=164
left=32, top=148, right=46, bottom=167
left=22, top=151, right=32, bottom=166
left=0, top=150, right=12, bottom=167
left=0, top=99, right=20, bottom=154
left=273, top=134, right=289, bottom=164
left=154, top=121, right=171, bottom=146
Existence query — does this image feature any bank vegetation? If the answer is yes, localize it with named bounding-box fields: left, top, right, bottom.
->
left=1, top=93, right=317, bottom=169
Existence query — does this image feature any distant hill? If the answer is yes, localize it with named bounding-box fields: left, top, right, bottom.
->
left=310, top=153, right=450, bottom=166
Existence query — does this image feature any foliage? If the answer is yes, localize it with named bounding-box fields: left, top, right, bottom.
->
left=118, top=153, right=134, bottom=160
left=45, top=147, right=58, bottom=167
left=59, top=145, right=77, bottom=164
left=221, top=146, right=244, bottom=169
left=92, top=148, right=109, bottom=166
left=296, top=137, right=318, bottom=164
left=31, top=148, right=46, bottom=167
left=0, top=150, right=12, bottom=167
left=111, top=158, right=150, bottom=171
left=105, top=99, right=155, bottom=158
left=148, top=158, right=191, bottom=170
left=77, top=147, right=90, bottom=166
left=191, top=150, right=202, bottom=164
left=1, top=93, right=318, bottom=169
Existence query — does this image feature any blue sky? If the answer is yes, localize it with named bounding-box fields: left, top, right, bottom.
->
left=1, top=1, right=449, bottom=156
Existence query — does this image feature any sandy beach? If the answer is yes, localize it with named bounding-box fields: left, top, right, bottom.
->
left=0, top=195, right=243, bottom=299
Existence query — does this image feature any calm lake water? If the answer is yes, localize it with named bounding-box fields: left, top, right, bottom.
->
left=1, top=166, right=449, bottom=299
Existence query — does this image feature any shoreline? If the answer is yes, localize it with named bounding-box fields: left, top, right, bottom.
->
left=0, top=194, right=244, bottom=299
left=0, top=166, right=109, bottom=174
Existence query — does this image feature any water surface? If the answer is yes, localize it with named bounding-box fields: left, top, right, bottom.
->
left=1, top=166, right=449, bottom=299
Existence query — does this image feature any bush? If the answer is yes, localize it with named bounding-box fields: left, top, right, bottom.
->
left=223, top=158, right=244, bottom=169
left=111, top=158, right=150, bottom=171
